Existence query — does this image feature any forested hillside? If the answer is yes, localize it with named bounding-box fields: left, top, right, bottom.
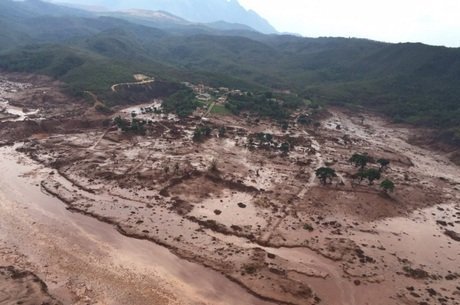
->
left=1, top=0, right=459, bottom=145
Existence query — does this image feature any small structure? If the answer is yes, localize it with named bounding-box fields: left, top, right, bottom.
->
left=197, top=93, right=212, bottom=101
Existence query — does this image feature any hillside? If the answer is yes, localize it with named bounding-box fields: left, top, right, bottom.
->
left=0, top=0, right=459, bottom=147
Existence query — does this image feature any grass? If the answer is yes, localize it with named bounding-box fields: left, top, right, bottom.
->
left=210, top=103, right=232, bottom=115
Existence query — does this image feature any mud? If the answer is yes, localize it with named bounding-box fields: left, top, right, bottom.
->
left=0, top=145, right=276, bottom=305
left=1, top=73, right=459, bottom=305
left=0, top=266, right=61, bottom=305
left=0, top=73, right=105, bottom=145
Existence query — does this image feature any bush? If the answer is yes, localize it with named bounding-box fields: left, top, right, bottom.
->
left=380, top=179, right=395, bottom=193
left=315, top=167, right=337, bottom=185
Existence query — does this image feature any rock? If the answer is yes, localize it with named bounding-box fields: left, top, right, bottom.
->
left=214, top=209, right=222, bottom=215
left=444, top=230, right=460, bottom=242
left=303, top=223, right=314, bottom=231
left=403, top=266, right=430, bottom=279
left=436, top=220, right=447, bottom=226
left=237, top=202, right=247, bottom=208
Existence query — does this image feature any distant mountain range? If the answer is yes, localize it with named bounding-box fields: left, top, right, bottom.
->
left=53, top=0, right=278, bottom=34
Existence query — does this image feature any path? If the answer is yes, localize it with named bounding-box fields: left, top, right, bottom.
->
left=260, top=129, right=324, bottom=243
left=83, top=90, right=101, bottom=104
left=111, top=79, right=155, bottom=92
left=203, top=101, right=216, bottom=118
left=91, top=127, right=111, bottom=150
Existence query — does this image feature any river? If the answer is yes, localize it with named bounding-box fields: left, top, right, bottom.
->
left=0, top=145, right=274, bottom=305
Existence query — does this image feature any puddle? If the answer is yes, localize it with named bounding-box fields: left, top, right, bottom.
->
left=0, top=101, right=40, bottom=122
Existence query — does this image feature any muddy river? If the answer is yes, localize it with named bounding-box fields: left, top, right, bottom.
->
left=0, top=145, right=274, bottom=305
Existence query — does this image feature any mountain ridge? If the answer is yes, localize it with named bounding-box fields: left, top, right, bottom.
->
left=51, top=0, right=278, bottom=33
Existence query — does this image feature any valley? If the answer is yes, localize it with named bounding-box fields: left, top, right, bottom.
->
left=0, top=73, right=458, bottom=305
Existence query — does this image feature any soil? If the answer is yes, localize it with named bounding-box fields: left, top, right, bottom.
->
left=0, top=266, right=61, bottom=305
left=0, top=73, right=459, bottom=305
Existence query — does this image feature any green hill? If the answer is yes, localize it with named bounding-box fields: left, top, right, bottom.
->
left=0, top=0, right=459, bottom=146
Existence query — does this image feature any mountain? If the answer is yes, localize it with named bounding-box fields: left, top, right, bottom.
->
left=100, top=9, right=257, bottom=33
left=0, top=0, right=459, bottom=147
left=54, top=0, right=278, bottom=34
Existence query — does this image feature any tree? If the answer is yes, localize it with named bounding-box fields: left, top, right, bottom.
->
left=349, top=153, right=370, bottom=170
left=113, top=116, right=129, bottom=131
left=380, top=179, right=395, bottom=193
left=193, top=125, right=212, bottom=142
left=377, top=158, right=390, bottom=172
left=280, top=142, right=290, bottom=154
left=362, top=168, right=381, bottom=185
left=315, top=167, right=337, bottom=185
left=265, top=133, right=273, bottom=142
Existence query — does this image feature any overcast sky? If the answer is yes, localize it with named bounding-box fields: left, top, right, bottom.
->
left=238, top=0, right=460, bottom=47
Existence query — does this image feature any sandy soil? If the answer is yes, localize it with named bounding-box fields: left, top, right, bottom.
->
left=0, top=73, right=459, bottom=305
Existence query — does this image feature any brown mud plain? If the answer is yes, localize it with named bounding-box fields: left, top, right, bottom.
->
left=0, top=73, right=459, bottom=305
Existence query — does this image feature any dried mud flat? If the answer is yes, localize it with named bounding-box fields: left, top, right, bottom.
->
left=0, top=73, right=459, bottom=305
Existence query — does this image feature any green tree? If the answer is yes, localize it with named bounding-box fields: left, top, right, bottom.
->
left=315, top=167, right=337, bottom=185
left=130, top=118, right=146, bottom=135
left=265, top=133, right=273, bottom=142
left=280, top=142, right=290, bottom=154
left=362, top=168, right=381, bottom=185
left=380, top=179, right=395, bottom=193
left=349, top=153, right=370, bottom=170
left=113, top=116, right=129, bottom=131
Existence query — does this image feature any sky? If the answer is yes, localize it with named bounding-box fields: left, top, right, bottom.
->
left=238, top=0, right=460, bottom=47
